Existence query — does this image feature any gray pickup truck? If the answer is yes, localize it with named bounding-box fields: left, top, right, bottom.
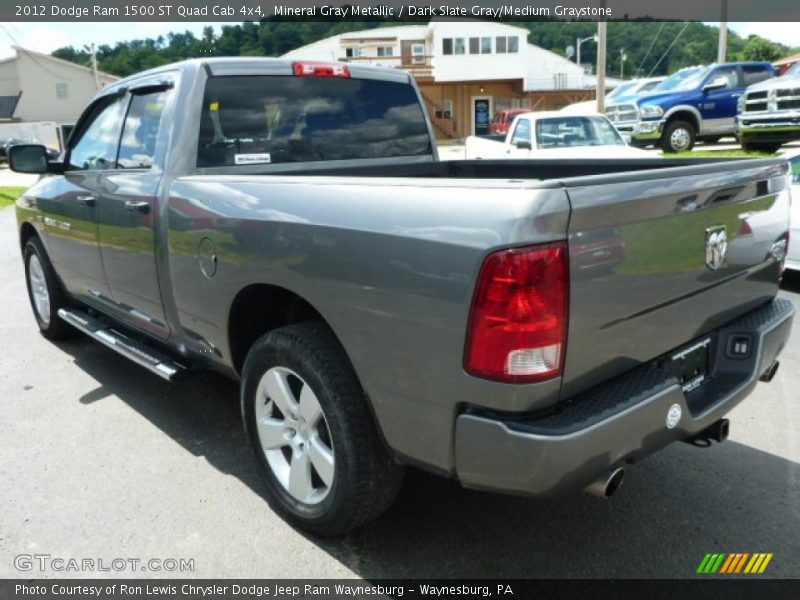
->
left=10, top=58, right=795, bottom=535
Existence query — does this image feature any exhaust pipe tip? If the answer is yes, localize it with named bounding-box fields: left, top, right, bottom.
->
left=585, top=467, right=626, bottom=498
left=759, top=360, right=780, bottom=383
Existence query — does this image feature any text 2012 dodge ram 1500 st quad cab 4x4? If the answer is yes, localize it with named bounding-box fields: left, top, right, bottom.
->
left=10, top=58, right=794, bottom=535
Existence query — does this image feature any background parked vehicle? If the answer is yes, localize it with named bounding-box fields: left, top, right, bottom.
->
left=560, top=77, right=664, bottom=115
left=0, top=138, right=59, bottom=163
left=466, top=111, right=651, bottom=159
left=606, top=62, right=776, bottom=152
left=489, top=109, right=530, bottom=135
left=737, top=61, right=800, bottom=153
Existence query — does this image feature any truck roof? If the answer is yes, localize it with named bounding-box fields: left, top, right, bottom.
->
left=103, top=57, right=412, bottom=96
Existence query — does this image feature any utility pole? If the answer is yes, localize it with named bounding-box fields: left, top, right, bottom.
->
left=84, top=43, right=100, bottom=90
left=596, top=13, right=608, bottom=113
left=718, top=0, right=728, bottom=63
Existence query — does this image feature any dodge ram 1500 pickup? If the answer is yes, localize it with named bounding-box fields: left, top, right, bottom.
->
left=10, top=58, right=794, bottom=535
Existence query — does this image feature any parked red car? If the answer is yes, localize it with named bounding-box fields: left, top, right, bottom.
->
left=489, top=109, right=529, bottom=135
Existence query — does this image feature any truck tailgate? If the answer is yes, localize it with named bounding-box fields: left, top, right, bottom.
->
left=562, top=158, right=790, bottom=398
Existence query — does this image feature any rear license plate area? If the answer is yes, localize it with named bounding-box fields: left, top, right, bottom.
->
left=669, top=336, right=712, bottom=393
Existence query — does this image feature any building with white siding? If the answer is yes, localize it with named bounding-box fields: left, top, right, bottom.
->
left=283, top=21, right=619, bottom=139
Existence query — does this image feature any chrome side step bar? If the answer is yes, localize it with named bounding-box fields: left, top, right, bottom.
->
left=58, top=308, right=186, bottom=382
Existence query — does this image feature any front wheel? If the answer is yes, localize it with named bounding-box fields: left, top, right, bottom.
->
left=242, top=323, right=403, bottom=535
left=661, top=120, right=696, bottom=153
left=24, top=237, right=74, bottom=340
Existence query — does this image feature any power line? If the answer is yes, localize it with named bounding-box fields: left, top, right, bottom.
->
left=647, top=22, right=690, bottom=77
left=635, top=21, right=665, bottom=78
left=0, top=23, right=96, bottom=80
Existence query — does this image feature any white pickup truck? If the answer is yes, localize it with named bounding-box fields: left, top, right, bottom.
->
left=465, top=111, right=650, bottom=159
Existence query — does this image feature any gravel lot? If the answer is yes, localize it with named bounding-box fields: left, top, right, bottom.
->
left=0, top=159, right=798, bottom=580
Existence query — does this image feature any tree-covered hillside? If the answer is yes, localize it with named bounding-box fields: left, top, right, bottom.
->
left=51, top=19, right=793, bottom=79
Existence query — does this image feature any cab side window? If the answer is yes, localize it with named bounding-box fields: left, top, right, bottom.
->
left=117, top=91, right=168, bottom=169
left=68, top=95, right=126, bottom=171
left=709, top=66, right=739, bottom=89
left=742, top=65, right=773, bottom=86
left=510, top=119, right=531, bottom=146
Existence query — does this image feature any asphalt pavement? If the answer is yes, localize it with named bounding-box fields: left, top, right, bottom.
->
left=0, top=174, right=799, bottom=580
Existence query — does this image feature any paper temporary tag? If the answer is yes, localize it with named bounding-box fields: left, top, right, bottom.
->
left=234, top=153, right=271, bottom=165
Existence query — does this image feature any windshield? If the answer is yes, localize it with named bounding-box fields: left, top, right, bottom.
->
left=535, top=116, right=625, bottom=149
left=784, top=62, right=800, bottom=78
left=653, top=67, right=710, bottom=92
left=607, top=81, right=637, bottom=101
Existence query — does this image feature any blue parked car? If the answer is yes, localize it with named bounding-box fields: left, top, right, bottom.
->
left=606, top=62, right=776, bottom=152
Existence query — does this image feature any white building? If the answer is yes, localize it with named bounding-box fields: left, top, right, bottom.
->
left=0, top=46, right=118, bottom=147
left=283, top=21, right=618, bottom=139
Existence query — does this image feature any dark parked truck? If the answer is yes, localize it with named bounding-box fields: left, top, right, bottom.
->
left=10, top=58, right=795, bottom=535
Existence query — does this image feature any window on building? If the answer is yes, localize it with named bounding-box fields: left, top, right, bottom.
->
left=496, top=37, right=507, bottom=54
left=469, top=38, right=480, bottom=54
left=495, top=97, right=511, bottom=112
left=411, top=44, right=425, bottom=64
left=68, top=95, right=127, bottom=171
left=344, top=46, right=363, bottom=58
left=434, top=100, right=453, bottom=119
left=117, top=90, right=168, bottom=169
left=377, top=46, right=394, bottom=57
left=508, top=37, right=519, bottom=53
left=442, top=38, right=453, bottom=55
left=454, top=38, right=465, bottom=55
left=481, top=37, right=492, bottom=54
left=55, top=82, right=69, bottom=99
left=554, top=73, right=568, bottom=90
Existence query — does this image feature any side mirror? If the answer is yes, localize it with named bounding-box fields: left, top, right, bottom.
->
left=514, top=140, right=532, bottom=150
left=703, top=77, right=728, bottom=92
left=8, top=144, right=49, bottom=174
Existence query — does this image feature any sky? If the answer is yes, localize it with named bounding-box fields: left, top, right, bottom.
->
left=0, top=21, right=797, bottom=61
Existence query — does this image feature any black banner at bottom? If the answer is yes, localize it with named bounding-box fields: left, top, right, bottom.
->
left=2, top=579, right=800, bottom=600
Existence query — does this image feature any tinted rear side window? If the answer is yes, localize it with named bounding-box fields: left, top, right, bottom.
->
left=197, top=75, right=432, bottom=167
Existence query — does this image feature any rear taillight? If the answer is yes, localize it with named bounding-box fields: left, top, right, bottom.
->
left=292, top=61, right=350, bottom=78
left=465, top=242, right=569, bottom=383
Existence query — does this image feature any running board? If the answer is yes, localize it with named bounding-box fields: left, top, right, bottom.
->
left=57, top=308, right=186, bottom=382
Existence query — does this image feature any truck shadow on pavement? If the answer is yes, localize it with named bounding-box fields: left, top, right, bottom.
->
left=56, top=334, right=800, bottom=579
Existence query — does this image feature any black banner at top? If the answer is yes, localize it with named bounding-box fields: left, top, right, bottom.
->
left=4, top=0, right=800, bottom=22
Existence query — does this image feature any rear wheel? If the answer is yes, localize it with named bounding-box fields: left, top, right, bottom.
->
left=661, top=120, right=696, bottom=153
left=24, top=237, right=74, bottom=340
left=242, top=322, right=403, bottom=535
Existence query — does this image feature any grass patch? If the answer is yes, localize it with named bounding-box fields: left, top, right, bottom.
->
left=666, top=149, right=778, bottom=159
left=0, top=186, right=26, bottom=208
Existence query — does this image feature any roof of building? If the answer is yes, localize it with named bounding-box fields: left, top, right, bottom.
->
left=8, top=46, right=118, bottom=81
left=775, top=52, right=800, bottom=66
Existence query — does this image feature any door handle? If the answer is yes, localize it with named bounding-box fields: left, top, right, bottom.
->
left=124, top=200, right=150, bottom=214
left=75, top=194, right=96, bottom=207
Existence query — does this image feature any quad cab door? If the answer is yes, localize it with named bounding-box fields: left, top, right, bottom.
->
left=96, top=80, right=174, bottom=339
left=698, top=65, right=742, bottom=135
left=42, top=93, right=127, bottom=305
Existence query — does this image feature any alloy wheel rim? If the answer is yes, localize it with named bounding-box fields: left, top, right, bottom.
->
left=28, top=255, right=51, bottom=326
left=254, top=366, right=335, bottom=505
left=670, top=128, right=691, bottom=152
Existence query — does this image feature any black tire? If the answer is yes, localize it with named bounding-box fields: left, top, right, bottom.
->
left=23, top=237, right=74, bottom=340
left=242, top=322, right=404, bottom=536
left=660, top=120, right=696, bottom=153
left=741, top=141, right=781, bottom=154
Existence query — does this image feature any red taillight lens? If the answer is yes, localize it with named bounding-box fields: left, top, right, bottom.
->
left=465, top=242, right=569, bottom=383
left=292, top=61, right=350, bottom=78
